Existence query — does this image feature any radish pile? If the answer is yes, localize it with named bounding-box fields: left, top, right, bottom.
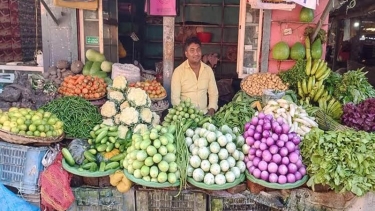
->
left=244, top=112, right=307, bottom=184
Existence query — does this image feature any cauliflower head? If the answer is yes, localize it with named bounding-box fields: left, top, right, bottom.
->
left=151, top=112, right=160, bottom=127
left=114, top=114, right=121, bottom=125
left=118, top=125, right=129, bottom=139
left=112, top=76, right=127, bottom=91
left=101, top=101, right=117, bottom=118
left=108, top=90, right=125, bottom=104
left=127, top=87, right=151, bottom=108
left=120, top=107, right=139, bottom=125
left=140, top=108, right=153, bottom=123
left=102, top=118, right=115, bottom=126
left=120, top=101, right=130, bottom=110
left=133, top=124, right=149, bottom=134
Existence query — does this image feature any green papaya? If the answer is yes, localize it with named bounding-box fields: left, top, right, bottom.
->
left=300, top=7, right=314, bottom=22
left=311, top=38, right=322, bottom=59
left=82, top=61, right=93, bottom=75
left=89, top=61, right=102, bottom=75
left=290, top=42, right=306, bottom=60
left=272, top=41, right=290, bottom=60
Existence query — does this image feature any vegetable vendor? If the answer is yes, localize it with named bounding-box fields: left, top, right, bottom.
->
left=171, top=36, right=219, bottom=116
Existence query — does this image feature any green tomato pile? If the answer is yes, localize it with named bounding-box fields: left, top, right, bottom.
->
left=123, top=125, right=179, bottom=184
left=163, top=99, right=207, bottom=127
left=0, top=107, right=63, bottom=137
left=186, top=123, right=247, bottom=185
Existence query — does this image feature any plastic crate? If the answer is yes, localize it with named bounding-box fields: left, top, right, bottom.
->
left=18, top=193, right=41, bottom=208
left=209, top=192, right=273, bottom=211
left=67, top=186, right=135, bottom=211
left=135, top=189, right=207, bottom=211
left=0, top=141, right=47, bottom=194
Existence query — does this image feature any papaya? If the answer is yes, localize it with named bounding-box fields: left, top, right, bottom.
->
left=290, top=42, right=306, bottom=60
left=311, top=38, right=322, bottom=59
left=300, top=7, right=314, bottom=22
left=272, top=41, right=290, bottom=60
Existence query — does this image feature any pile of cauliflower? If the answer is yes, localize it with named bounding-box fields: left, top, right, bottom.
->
left=100, top=76, right=160, bottom=137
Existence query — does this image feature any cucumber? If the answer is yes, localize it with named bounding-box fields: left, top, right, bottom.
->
left=106, top=143, right=115, bottom=152
left=115, top=142, right=120, bottom=149
left=99, top=161, right=106, bottom=172
left=109, top=137, right=117, bottom=144
left=88, top=148, right=97, bottom=155
left=95, top=127, right=108, bottom=135
left=90, top=131, right=96, bottom=139
left=96, top=144, right=108, bottom=152
left=90, top=61, right=103, bottom=75
left=82, top=61, right=94, bottom=75
left=119, top=145, right=125, bottom=152
left=104, top=161, right=120, bottom=170
left=87, top=139, right=93, bottom=145
left=96, top=129, right=108, bottom=143
left=89, top=162, right=98, bottom=172
left=84, top=151, right=96, bottom=162
left=62, top=148, right=75, bottom=166
left=109, top=153, right=126, bottom=162
left=93, top=124, right=101, bottom=131
left=100, top=137, right=109, bottom=144
left=109, top=126, right=118, bottom=132
left=81, top=162, right=96, bottom=170
left=107, top=131, right=118, bottom=137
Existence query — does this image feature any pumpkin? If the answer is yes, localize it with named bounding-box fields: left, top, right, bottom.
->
left=118, top=41, right=127, bottom=58
left=117, top=173, right=132, bottom=193
left=67, top=139, right=90, bottom=165
left=96, top=149, right=120, bottom=162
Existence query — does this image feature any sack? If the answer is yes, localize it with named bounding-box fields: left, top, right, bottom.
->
left=0, top=183, right=39, bottom=211
left=111, top=63, right=141, bottom=84
left=40, top=153, right=74, bottom=211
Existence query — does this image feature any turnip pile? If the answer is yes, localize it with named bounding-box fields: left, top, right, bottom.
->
left=186, top=123, right=247, bottom=185
left=244, top=112, right=307, bottom=184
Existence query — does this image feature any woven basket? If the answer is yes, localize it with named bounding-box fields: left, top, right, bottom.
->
left=0, top=129, right=64, bottom=145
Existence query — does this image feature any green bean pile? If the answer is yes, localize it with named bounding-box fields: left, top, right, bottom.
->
left=41, top=96, right=102, bottom=138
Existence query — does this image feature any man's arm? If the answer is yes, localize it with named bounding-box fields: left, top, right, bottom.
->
left=207, top=69, right=219, bottom=113
left=171, top=69, right=182, bottom=106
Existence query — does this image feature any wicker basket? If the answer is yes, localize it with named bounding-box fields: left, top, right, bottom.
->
left=0, top=129, right=64, bottom=145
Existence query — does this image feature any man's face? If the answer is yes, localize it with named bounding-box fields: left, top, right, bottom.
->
left=185, top=43, right=202, bottom=64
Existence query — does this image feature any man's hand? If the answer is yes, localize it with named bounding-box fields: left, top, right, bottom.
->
left=207, top=108, right=215, bottom=116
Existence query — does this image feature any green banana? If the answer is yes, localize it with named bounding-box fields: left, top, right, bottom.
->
left=309, top=86, right=318, bottom=99
left=302, top=79, right=308, bottom=95
left=311, top=59, right=321, bottom=75
left=305, top=36, right=311, bottom=59
left=307, top=76, right=313, bottom=92
left=297, top=81, right=304, bottom=98
left=317, top=68, right=331, bottom=81
left=315, top=63, right=328, bottom=79
left=327, top=98, right=336, bottom=112
left=313, top=85, right=325, bottom=102
left=305, top=58, right=312, bottom=76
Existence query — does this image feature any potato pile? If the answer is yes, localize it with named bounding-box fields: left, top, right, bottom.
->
left=241, top=73, right=288, bottom=96
left=43, top=60, right=84, bottom=87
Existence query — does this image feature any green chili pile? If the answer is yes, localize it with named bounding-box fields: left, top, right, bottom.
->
left=278, top=59, right=307, bottom=90
left=41, top=96, right=102, bottom=138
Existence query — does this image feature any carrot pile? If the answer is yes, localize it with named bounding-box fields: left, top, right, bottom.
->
left=58, top=74, right=107, bottom=100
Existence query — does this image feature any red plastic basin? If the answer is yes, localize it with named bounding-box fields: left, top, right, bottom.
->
left=197, top=32, right=212, bottom=43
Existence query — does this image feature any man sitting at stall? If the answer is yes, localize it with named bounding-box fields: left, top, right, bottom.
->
left=171, top=36, right=219, bottom=116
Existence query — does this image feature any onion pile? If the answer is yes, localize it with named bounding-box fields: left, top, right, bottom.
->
left=244, top=112, right=306, bottom=184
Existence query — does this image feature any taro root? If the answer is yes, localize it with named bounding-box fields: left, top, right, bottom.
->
left=56, top=60, right=69, bottom=69
left=71, top=60, right=84, bottom=74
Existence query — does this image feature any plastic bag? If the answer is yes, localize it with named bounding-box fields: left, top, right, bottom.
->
left=0, top=183, right=39, bottom=211
left=262, top=89, right=285, bottom=106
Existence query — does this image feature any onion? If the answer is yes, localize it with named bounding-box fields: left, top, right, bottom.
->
left=249, top=166, right=256, bottom=173
left=279, top=147, right=288, bottom=157
left=246, top=137, right=255, bottom=146
left=262, top=130, right=270, bottom=138
left=263, top=122, right=271, bottom=130
left=276, top=117, right=284, bottom=124
left=269, top=173, right=278, bottom=183
left=272, top=154, right=282, bottom=164
left=253, top=157, right=261, bottom=166
left=279, top=134, right=288, bottom=142
left=245, top=122, right=251, bottom=131
left=261, top=171, right=269, bottom=181
left=286, top=142, right=296, bottom=153
left=249, top=148, right=256, bottom=155
left=253, top=140, right=261, bottom=149
left=288, top=152, right=299, bottom=163
left=282, top=157, right=290, bottom=165
left=269, top=145, right=279, bottom=154
left=244, top=156, right=249, bottom=163
left=250, top=117, right=259, bottom=125
left=278, top=164, right=288, bottom=175
left=254, top=133, right=261, bottom=140
left=271, top=133, right=279, bottom=141
left=267, top=162, right=278, bottom=173
left=246, top=161, right=253, bottom=168
left=248, top=154, right=255, bottom=161
left=276, top=140, right=285, bottom=148
left=258, top=112, right=265, bottom=119
left=275, top=126, right=282, bottom=135
left=256, top=125, right=263, bottom=133
left=295, top=150, right=300, bottom=155
left=299, top=166, right=306, bottom=176
left=278, top=175, right=287, bottom=184
left=281, top=124, right=290, bottom=134
left=295, top=171, right=302, bottom=180
left=243, top=131, right=249, bottom=138
left=250, top=125, right=255, bottom=130
left=253, top=168, right=261, bottom=178
left=261, top=137, right=267, bottom=143
left=265, top=114, right=273, bottom=121
left=258, top=119, right=264, bottom=125
left=260, top=143, right=268, bottom=151
left=288, top=163, right=298, bottom=174
left=255, top=149, right=262, bottom=157
left=262, top=150, right=272, bottom=162
left=266, top=137, right=275, bottom=146
left=296, top=159, right=302, bottom=168
left=258, top=161, right=268, bottom=171
left=247, top=128, right=255, bottom=137
left=292, top=136, right=301, bottom=145
left=287, top=173, right=296, bottom=183
left=288, top=133, right=294, bottom=140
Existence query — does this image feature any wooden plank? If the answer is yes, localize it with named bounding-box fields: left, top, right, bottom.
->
left=53, top=0, right=98, bottom=10
left=261, top=10, right=271, bottom=73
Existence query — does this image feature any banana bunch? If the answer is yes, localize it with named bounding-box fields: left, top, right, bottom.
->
left=318, top=98, right=343, bottom=120
left=306, top=59, right=331, bottom=81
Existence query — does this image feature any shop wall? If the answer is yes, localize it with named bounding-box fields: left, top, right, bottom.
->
left=267, top=0, right=329, bottom=73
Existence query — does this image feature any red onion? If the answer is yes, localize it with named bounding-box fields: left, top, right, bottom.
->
left=299, top=166, right=306, bottom=175
left=272, top=154, right=282, bottom=164
left=286, top=142, right=296, bottom=153
left=278, top=164, right=288, bottom=175
left=265, top=114, right=273, bottom=121
left=276, top=117, right=284, bottom=124
left=263, top=122, right=271, bottom=130
left=296, top=159, right=302, bottom=168
left=249, top=148, right=256, bottom=155
left=249, top=166, right=256, bottom=173
left=282, top=157, right=290, bottom=165
left=261, top=137, right=267, bottom=143
left=267, top=162, right=278, bottom=173
left=279, top=147, right=288, bottom=157
left=245, top=122, right=251, bottom=131
left=254, top=133, right=261, bottom=140
left=253, top=168, right=261, bottom=178
left=260, top=143, right=268, bottom=151
left=255, top=149, right=262, bottom=157
left=276, top=140, right=285, bottom=148
left=246, top=161, right=253, bottom=168
left=287, top=173, right=296, bottom=183
left=282, top=124, right=290, bottom=134
left=262, top=130, right=270, bottom=138
left=295, top=171, right=302, bottom=180
left=288, top=163, right=298, bottom=174
left=258, top=161, right=268, bottom=171
left=271, top=133, right=279, bottom=141
left=258, top=119, right=264, bottom=125
left=266, top=137, right=275, bottom=146
left=256, top=125, right=263, bottom=133
left=244, top=156, right=249, bottom=163
left=288, top=152, right=299, bottom=163
left=250, top=117, right=259, bottom=125
left=253, top=140, right=261, bottom=149
left=253, top=157, right=260, bottom=167
left=258, top=112, right=265, bottom=119
left=262, top=150, right=272, bottom=162
left=269, top=145, right=279, bottom=154
left=246, top=137, right=255, bottom=146
left=269, top=173, right=278, bottom=183
left=249, top=125, right=255, bottom=130
left=278, top=175, right=287, bottom=184
left=292, top=136, right=301, bottom=145
left=279, top=134, right=288, bottom=142
left=274, top=126, right=282, bottom=134
left=248, top=154, right=255, bottom=161
left=243, top=131, right=249, bottom=138
left=261, top=171, right=269, bottom=181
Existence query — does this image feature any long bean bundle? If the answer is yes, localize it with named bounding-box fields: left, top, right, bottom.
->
left=41, top=96, right=102, bottom=138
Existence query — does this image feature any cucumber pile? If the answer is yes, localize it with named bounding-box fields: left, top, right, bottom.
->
left=62, top=123, right=132, bottom=172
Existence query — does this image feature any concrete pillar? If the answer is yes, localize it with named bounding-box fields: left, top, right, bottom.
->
left=163, top=17, right=175, bottom=104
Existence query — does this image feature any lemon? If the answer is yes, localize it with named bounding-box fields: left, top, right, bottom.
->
left=3, top=121, right=10, bottom=127
left=10, top=127, right=19, bottom=134
left=25, top=114, right=32, bottom=120
left=18, top=124, right=27, bottom=131
left=33, top=119, right=42, bottom=126
left=0, top=116, right=8, bottom=124
left=29, top=124, right=37, bottom=132
left=16, top=118, right=25, bottom=125
left=48, top=118, right=57, bottom=125
left=18, top=131, right=26, bottom=136
left=43, top=112, right=52, bottom=118
left=24, top=119, right=31, bottom=126
left=26, top=131, right=33, bottom=136
left=37, top=125, right=45, bottom=132
left=31, top=115, right=41, bottom=121
left=55, top=121, right=64, bottom=129
left=13, top=113, right=22, bottom=118
left=9, top=122, right=17, bottom=128
left=2, top=126, right=10, bottom=131
left=40, top=132, right=46, bottom=137
left=46, top=131, right=53, bottom=137
left=34, top=131, right=40, bottom=137
left=8, top=107, right=18, bottom=112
